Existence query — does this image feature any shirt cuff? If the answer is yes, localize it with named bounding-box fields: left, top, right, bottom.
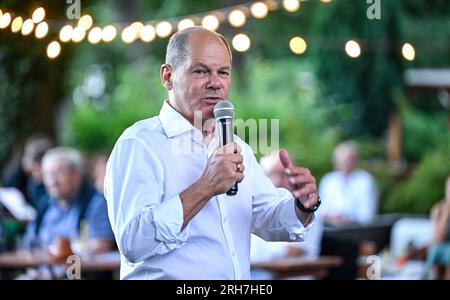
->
left=151, top=195, right=190, bottom=248
left=280, top=198, right=315, bottom=242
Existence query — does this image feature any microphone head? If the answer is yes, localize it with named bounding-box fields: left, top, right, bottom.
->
left=213, top=100, right=235, bottom=120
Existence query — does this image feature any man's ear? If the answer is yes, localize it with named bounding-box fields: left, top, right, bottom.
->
left=160, top=64, right=173, bottom=90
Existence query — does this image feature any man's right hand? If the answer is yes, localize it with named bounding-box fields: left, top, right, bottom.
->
left=179, top=142, right=245, bottom=228
left=200, top=142, right=245, bottom=197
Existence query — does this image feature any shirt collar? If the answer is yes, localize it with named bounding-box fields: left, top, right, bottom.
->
left=159, top=100, right=196, bottom=138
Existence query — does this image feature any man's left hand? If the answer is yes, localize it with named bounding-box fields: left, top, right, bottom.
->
left=279, top=149, right=319, bottom=213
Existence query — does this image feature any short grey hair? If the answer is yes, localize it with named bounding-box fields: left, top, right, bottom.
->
left=165, top=26, right=232, bottom=73
left=42, top=147, right=84, bottom=173
left=333, top=140, right=359, bottom=163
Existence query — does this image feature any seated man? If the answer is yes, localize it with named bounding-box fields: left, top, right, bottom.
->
left=24, top=147, right=114, bottom=255
left=318, top=141, right=378, bottom=227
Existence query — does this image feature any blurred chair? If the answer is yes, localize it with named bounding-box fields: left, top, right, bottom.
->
left=390, top=217, right=433, bottom=260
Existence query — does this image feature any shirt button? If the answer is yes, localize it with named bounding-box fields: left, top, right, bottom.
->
left=231, top=252, right=236, bottom=257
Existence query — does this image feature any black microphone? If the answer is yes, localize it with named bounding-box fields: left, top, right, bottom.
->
left=213, top=100, right=238, bottom=196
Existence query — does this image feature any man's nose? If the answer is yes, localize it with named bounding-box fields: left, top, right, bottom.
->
left=206, top=74, right=222, bottom=90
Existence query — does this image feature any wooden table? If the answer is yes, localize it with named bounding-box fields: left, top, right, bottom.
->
left=0, top=250, right=121, bottom=272
left=251, top=256, right=343, bottom=279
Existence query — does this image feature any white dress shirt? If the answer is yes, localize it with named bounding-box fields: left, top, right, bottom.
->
left=318, top=169, right=378, bottom=224
left=104, top=101, right=313, bottom=280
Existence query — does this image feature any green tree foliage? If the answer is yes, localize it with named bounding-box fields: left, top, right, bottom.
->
left=383, top=149, right=450, bottom=214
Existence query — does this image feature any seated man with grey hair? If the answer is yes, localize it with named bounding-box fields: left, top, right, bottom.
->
left=24, top=147, right=114, bottom=255
left=318, top=140, right=378, bottom=227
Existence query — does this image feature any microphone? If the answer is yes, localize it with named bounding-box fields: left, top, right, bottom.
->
left=213, top=100, right=238, bottom=196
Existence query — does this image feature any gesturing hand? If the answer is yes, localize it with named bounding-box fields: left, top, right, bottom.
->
left=279, top=149, right=319, bottom=212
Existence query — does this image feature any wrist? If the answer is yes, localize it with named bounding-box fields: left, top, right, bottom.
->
left=295, top=195, right=321, bottom=213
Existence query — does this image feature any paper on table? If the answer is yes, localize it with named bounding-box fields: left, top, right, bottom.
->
left=0, top=187, right=36, bottom=221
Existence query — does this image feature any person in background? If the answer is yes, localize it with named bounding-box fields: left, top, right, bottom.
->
left=24, top=147, right=114, bottom=254
left=3, top=133, right=54, bottom=210
left=318, top=141, right=378, bottom=227
left=89, top=154, right=109, bottom=194
left=425, top=176, right=450, bottom=279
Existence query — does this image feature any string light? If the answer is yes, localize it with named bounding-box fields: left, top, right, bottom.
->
left=232, top=33, right=251, bottom=52
left=78, top=15, right=93, bottom=31
left=140, top=24, right=156, bottom=42
left=102, top=25, right=116, bottom=42
left=345, top=40, right=361, bottom=58
left=402, top=43, right=415, bottom=61
left=202, top=14, right=220, bottom=31
left=228, top=9, right=246, bottom=28
left=121, top=26, right=138, bottom=43
left=11, top=16, right=23, bottom=33
left=35, top=21, right=49, bottom=39
left=131, top=21, right=144, bottom=38
left=155, top=21, right=172, bottom=38
left=21, top=19, right=34, bottom=35
left=177, top=18, right=195, bottom=31
left=0, top=12, right=12, bottom=29
left=71, top=26, right=86, bottom=43
left=32, top=7, right=45, bottom=23
left=0, top=3, right=428, bottom=64
left=88, top=26, right=102, bottom=44
left=283, top=0, right=301, bottom=13
left=289, top=36, right=307, bottom=54
left=59, top=25, right=73, bottom=42
left=46, top=41, right=61, bottom=59
left=250, top=2, right=269, bottom=19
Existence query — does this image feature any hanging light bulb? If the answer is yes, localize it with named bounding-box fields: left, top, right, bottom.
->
left=345, top=40, right=361, bottom=58
left=102, top=25, right=117, bottom=42
left=71, top=26, right=86, bottom=43
left=177, top=18, right=195, bottom=31
left=232, top=33, right=251, bottom=52
left=35, top=21, right=49, bottom=39
left=250, top=2, right=269, bottom=19
left=402, top=43, right=416, bottom=61
left=0, top=12, right=12, bottom=29
left=283, top=0, right=300, bottom=13
left=21, top=19, right=34, bottom=35
left=140, top=24, right=156, bottom=42
left=32, top=7, right=45, bottom=23
left=201, top=15, right=219, bottom=31
left=228, top=9, right=246, bottom=28
left=289, top=36, right=307, bottom=54
left=155, top=21, right=172, bottom=38
left=88, top=26, right=102, bottom=44
left=47, top=41, right=61, bottom=59
left=78, top=14, right=93, bottom=31
left=121, top=26, right=138, bottom=43
left=59, top=25, right=74, bottom=42
left=11, top=16, right=23, bottom=33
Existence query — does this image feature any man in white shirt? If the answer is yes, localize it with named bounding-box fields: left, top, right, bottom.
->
left=318, top=141, right=378, bottom=227
left=104, top=27, right=320, bottom=279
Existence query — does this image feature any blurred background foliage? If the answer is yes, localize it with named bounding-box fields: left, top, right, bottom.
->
left=1, top=0, right=449, bottom=214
